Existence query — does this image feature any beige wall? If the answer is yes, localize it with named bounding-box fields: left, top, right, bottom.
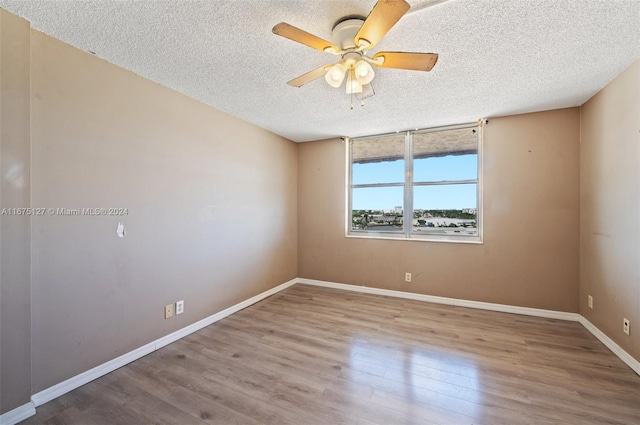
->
left=26, top=30, right=297, bottom=393
left=0, top=10, right=32, bottom=414
left=298, top=108, right=580, bottom=312
left=580, top=60, right=639, bottom=362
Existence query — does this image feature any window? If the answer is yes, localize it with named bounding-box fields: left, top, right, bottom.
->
left=348, top=123, right=481, bottom=243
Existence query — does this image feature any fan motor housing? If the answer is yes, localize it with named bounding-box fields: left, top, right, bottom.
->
left=332, top=18, right=365, bottom=50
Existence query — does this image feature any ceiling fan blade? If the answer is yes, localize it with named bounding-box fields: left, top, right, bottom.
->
left=287, top=65, right=332, bottom=87
left=273, top=22, right=339, bottom=53
left=354, top=0, right=411, bottom=49
left=372, top=52, right=438, bottom=71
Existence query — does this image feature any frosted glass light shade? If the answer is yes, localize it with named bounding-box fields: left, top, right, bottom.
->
left=324, top=62, right=347, bottom=88
left=354, top=60, right=375, bottom=85
left=346, top=70, right=363, bottom=94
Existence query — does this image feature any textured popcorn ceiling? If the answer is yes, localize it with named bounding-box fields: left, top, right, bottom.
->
left=1, top=0, right=639, bottom=142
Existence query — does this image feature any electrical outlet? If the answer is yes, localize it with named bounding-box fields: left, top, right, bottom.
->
left=164, top=303, right=175, bottom=319
left=588, top=295, right=593, bottom=309
left=176, top=300, right=184, bottom=315
left=623, top=318, right=630, bottom=336
left=405, top=273, right=412, bottom=283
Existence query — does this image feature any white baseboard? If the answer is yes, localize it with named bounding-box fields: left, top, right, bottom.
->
left=298, top=278, right=580, bottom=321
left=31, top=278, right=297, bottom=408
left=0, top=401, right=36, bottom=425
left=579, top=316, right=640, bottom=375
left=30, top=342, right=156, bottom=407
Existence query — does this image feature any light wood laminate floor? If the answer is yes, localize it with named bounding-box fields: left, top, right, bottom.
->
left=23, top=284, right=640, bottom=424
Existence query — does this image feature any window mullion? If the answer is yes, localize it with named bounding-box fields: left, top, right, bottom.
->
left=403, top=131, right=413, bottom=238
left=347, top=138, right=353, bottom=236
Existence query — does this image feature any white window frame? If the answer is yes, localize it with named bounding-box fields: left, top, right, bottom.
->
left=346, top=122, right=483, bottom=244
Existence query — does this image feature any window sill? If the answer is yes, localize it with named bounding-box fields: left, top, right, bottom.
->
left=346, top=232, right=483, bottom=244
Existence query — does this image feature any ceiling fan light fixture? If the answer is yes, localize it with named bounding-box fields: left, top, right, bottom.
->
left=273, top=0, right=437, bottom=104
left=354, top=60, right=375, bottom=85
left=325, top=62, right=347, bottom=88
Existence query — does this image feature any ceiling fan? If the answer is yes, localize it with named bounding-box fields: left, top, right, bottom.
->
left=272, top=0, right=438, bottom=105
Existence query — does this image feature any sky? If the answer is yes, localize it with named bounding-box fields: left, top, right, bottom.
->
left=352, top=154, right=477, bottom=210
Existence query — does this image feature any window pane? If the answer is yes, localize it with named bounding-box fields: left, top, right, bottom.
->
left=352, top=186, right=403, bottom=232
left=352, top=135, right=404, bottom=184
left=413, top=127, right=478, bottom=182
left=414, top=154, right=477, bottom=182
left=412, top=185, right=478, bottom=236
